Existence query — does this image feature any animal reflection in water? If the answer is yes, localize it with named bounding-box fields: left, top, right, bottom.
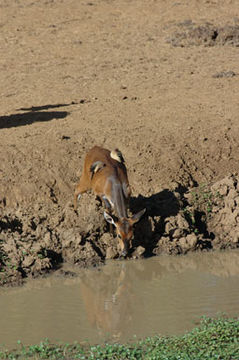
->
left=79, top=264, right=129, bottom=339
left=78, top=259, right=166, bottom=339
left=78, top=250, right=239, bottom=339
left=78, top=262, right=146, bottom=340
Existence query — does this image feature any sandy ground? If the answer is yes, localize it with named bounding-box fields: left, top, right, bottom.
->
left=1, top=0, right=239, bottom=285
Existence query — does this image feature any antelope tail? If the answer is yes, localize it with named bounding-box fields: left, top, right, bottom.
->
left=110, top=148, right=125, bottom=164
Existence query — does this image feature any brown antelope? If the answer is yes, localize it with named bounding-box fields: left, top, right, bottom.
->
left=74, top=146, right=146, bottom=256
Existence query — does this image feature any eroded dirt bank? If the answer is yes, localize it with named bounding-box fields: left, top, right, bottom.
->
left=1, top=0, right=239, bottom=285
left=1, top=174, right=239, bottom=286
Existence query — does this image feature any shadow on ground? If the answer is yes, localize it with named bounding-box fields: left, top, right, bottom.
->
left=0, top=109, right=69, bottom=129
left=129, top=189, right=180, bottom=255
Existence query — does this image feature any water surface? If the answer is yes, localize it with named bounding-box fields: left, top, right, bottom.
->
left=0, top=250, right=239, bottom=348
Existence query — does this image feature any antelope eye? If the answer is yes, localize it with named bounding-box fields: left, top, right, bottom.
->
left=118, top=234, right=122, bottom=239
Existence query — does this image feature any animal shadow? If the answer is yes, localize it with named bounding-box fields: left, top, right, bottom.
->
left=129, top=189, right=180, bottom=256
left=0, top=103, right=71, bottom=129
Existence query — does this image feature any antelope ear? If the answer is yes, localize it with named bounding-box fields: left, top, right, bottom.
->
left=130, top=208, right=146, bottom=224
left=104, top=211, right=118, bottom=226
left=90, top=161, right=105, bottom=179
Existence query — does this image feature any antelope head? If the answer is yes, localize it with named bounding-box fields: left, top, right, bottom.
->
left=104, top=208, right=146, bottom=257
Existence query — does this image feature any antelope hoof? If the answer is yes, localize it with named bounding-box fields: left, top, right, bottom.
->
left=121, top=249, right=128, bottom=258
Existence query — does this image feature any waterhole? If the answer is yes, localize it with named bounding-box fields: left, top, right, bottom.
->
left=0, top=250, right=239, bottom=349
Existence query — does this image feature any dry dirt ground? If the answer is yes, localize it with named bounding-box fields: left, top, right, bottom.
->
left=1, top=0, right=239, bottom=286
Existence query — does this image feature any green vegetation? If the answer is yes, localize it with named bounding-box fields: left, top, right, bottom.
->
left=0, top=316, right=238, bottom=359
left=188, top=184, right=222, bottom=217
left=190, top=184, right=214, bottom=216
left=182, top=183, right=224, bottom=237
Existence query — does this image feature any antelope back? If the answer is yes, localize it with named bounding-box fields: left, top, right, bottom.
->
left=86, top=146, right=131, bottom=218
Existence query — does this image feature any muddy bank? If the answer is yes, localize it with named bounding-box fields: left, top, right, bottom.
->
left=1, top=0, right=239, bottom=285
left=1, top=174, right=238, bottom=286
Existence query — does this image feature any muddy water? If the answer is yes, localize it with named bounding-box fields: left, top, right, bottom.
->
left=0, top=250, right=239, bottom=349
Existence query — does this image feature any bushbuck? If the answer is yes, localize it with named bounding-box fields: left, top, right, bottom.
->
left=74, top=146, right=146, bottom=256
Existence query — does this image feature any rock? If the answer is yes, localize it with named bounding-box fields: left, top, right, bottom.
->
left=100, top=233, right=113, bottom=245
left=178, top=237, right=187, bottom=249
left=61, top=229, right=82, bottom=248
left=35, top=224, right=45, bottom=238
left=86, top=223, right=95, bottom=232
left=228, top=188, right=238, bottom=200
left=186, top=233, right=198, bottom=248
left=22, top=255, right=35, bottom=268
left=172, top=228, right=184, bottom=239
left=105, top=247, right=118, bottom=259
left=165, top=220, right=174, bottom=233
left=232, top=235, right=239, bottom=243
left=43, top=231, right=51, bottom=247
left=132, top=246, right=145, bottom=258
left=177, top=233, right=198, bottom=252
left=159, top=236, right=170, bottom=245
left=218, top=185, right=228, bottom=197
left=31, top=241, right=42, bottom=253
left=177, top=214, right=190, bottom=230
left=75, top=235, right=83, bottom=247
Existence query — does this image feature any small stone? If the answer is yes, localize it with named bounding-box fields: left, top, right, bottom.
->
left=105, top=247, right=118, bottom=259
left=218, top=185, right=228, bottom=196
left=173, top=228, right=183, bottom=238
left=228, top=188, right=238, bottom=199
left=100, top=233, right=113, bottom=244
left=225, top=198, right=236, bottom=210
left=75, top=235, right=83, bottom=246
left=232, top=235, right=239, bottom=243
left=35, top=224, right=45, bottom=238
left=178, top=237, right=187, bottom=249
left=186, top=233, right=198, bottom=248
left=133, top=246, right=145, bottom=257
left=212, top=70, right=236, bottom=78
left=22, top=256, right=35, bottom=268
left=43, top=232, right=51, bottom=246
left=177, top=214, right=190, bottom=230
left=165, top=221, right=174, bottom=233
left=31, top=242, right=42, bottom=253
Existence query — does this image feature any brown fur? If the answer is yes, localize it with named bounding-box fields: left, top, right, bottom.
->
left=74, top=146, right=145, bottom=255
left=74, top=146, right=130, bottom=211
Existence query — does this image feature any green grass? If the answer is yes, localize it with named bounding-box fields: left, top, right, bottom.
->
left=0, top=316, right=238, bottom=359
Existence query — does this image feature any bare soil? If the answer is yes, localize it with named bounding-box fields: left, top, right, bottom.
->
left=1, top=0, right=239, bottom=286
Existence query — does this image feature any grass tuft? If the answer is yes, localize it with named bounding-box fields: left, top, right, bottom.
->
left=0, top=316, right=238, bottom=359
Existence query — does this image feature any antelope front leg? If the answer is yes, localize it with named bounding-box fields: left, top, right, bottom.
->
left=74, top=181, right=89, bottom=211
left=74, top=191, right=81, bottom=211
left=102, top=196, right=114, bottom=234
left=74, top=171, right=90, bottom=211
